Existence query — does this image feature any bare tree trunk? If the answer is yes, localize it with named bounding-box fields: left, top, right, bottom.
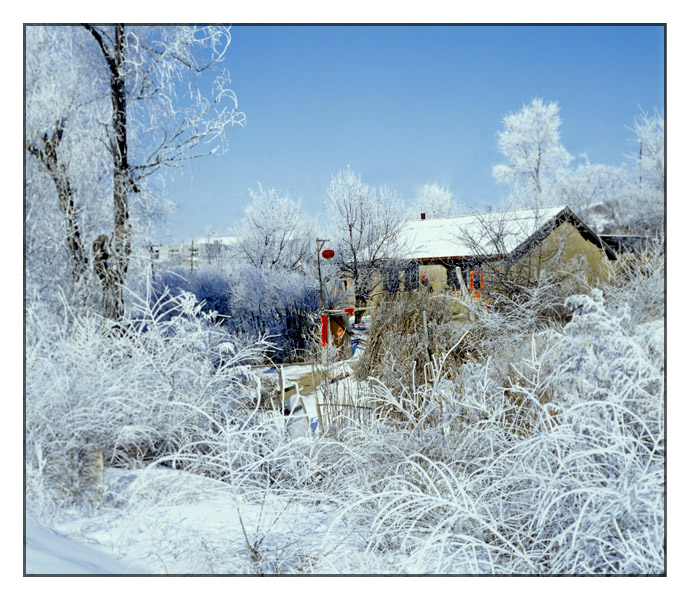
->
left=354, top=293, right=367, bottom=325
left=353, top=265, right=368, bottom=324
left=92, top=234, right=119, bottom=320
left=111, top=25, right=131, bottom=286
left=27, top=123, right=88, bottom=285
left=85, top=24, right=132, bottom=320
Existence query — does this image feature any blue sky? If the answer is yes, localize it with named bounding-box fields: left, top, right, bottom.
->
left=160, top=24, right=664, bottom=242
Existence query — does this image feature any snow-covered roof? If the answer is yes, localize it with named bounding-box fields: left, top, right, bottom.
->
left=396, top=205, right=569, bottom=260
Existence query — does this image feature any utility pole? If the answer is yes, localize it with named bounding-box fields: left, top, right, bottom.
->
left=316, top=239, right=329, bottom=361
left=316, top=239, right=328, bottom=312
left=639, top=141, right=643, bottom=187
left=148, top=244, right=155, bottom=279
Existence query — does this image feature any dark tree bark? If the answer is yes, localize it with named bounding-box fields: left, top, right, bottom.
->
left=84, top=24, right=132, bottom=320
left=27, top=122, right=88, bottom=285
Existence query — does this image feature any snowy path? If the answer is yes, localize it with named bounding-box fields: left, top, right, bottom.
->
left=25, top=515, right=149, bottom=575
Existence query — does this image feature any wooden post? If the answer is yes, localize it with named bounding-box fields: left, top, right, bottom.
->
left=311, top=363, right=324, bottom=434
left=278, top=366, right=285, bottom=433
left=317, top=240, right=324, bottom=312
left=316, top=238, right=329, bottom=314
left=78, top=447, right=104, bottom=500
left=422, top=310, right=432, bottom=363
left=316, top=239, right=329, bottom=364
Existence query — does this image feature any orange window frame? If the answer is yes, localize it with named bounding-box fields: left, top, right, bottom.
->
left=469, top=270, right=483, bottom=298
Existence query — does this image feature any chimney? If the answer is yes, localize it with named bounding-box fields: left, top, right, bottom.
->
left=421, top=213, right=426, bottom=220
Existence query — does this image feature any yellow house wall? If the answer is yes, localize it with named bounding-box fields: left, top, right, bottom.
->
left=454, top=222, right=615, bottom=315
left=341, top=264, right=461, bottom=318
left=510, top=222, right=614, bottom=290
left=418, top=264, right=447, bottom=293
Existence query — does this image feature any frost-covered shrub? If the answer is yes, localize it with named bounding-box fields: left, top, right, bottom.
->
left=150, top=265, right=234, bottom=320
left=468, top=275, right=572, bottom=352
left=226, top=264, right=320, bottom=362
left=148, top=263, right=319, bottom=361
left=605, top=235, right=664, bottom=328
left=311, top=279, right=664, bottom=574
left=354, top=293, right=468, bottom=394
left=25, top=287, right=271, bottom=513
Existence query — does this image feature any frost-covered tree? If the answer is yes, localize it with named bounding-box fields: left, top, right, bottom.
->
left=621, top=108, right=665, bottom=234
left=411, top=182, right=458, bottom=219
left=547, top=108, right=664, bottom=235
left=630, top=108, right=664, bottom=193
left=217, top=183, right=320, bottom=358
left=25, top=25, right=244, bottom=319
left=492, top=100, right=663, bottom=235
left=25, top=27, right=109, bottom=308
left=548, top=159, right=629, bottom=231
left=234, top=183, right=316, bottom=272
left=326, top=167, right=406, bottom=322
left=493, top=98, right=573, bottom=203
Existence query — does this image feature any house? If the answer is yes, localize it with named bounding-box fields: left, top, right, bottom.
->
left=357, top=205, right=617, bottom=318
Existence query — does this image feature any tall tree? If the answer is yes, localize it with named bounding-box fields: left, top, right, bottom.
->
left=493, top=98, right=573, bottom=203
left=548, top=108, right=664, bottom=234
left=235, top=183, right=315, bottom=272
left=25, top=25, right=244, bottom=319
left=549, top=160, right=629, bottom=232
left=25, top=26, right=107, bottom=303
left=630, top=108, right=664, bottom=193
left=326, top=167, right=406, bottom=322
left=411, top=182, right=458, bottom=219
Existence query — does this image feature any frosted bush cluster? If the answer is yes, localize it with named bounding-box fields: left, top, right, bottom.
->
left=25, top=245, right=664, bottom=573
left=314, top=290, right=662, bottom=573
left=150, top=263, right=319, bottom=361
left=25, top=287, right=271, bottom=512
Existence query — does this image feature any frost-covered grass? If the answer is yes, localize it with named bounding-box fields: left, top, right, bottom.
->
left=25, top=253, right=665, bottom=574
left=327, top=291, right=664, bottom=574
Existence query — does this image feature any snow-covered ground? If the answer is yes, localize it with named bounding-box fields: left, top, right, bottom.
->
left=25, top=515, right=148, bottom=574
left=26, top=466, right=354, bottom=575
left=24, top=317, right=376, bottom=576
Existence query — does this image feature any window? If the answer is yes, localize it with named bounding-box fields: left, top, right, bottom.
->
left=383, top=264, right=400, bottom=293
left=404, top=262, right=420, bottom=291
left=444, top=264, right=462, bottom=290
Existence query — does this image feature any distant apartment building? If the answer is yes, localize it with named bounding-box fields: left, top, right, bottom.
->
left=150, top=236, right=238, bottom=266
